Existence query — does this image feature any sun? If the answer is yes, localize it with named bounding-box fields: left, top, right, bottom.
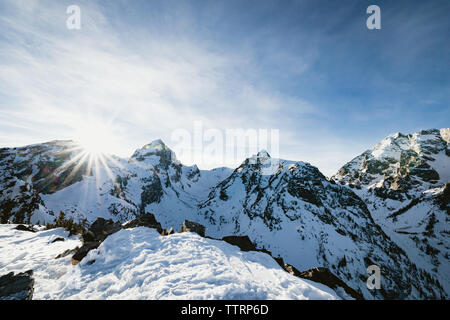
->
left=59, top=118, right=125, bottom=183
left=77, top=134, right=109, bottom=157
left=73, top=120, right=119, bottom=157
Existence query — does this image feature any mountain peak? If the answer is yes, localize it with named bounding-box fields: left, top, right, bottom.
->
left=247, top=150, right=273, bottom=169
left=142, top=139, right=167, bottom=151
left=440, top=128, right=450, bottom=143
left=256, top=150, right=271, bottom=158
left=334, top=127, right=449, bottom=189
left=131, top=139, right=177, bottom=163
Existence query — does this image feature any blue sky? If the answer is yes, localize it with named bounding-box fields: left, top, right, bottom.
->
left=0, top=0, right=449, bottom=175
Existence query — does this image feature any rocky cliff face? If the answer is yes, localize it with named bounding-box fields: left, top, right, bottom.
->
left=333, top=128, right=450, bottom=295
left=0, top=140, right=89, bottom=223
left=334, top=129, right=449, bottom=195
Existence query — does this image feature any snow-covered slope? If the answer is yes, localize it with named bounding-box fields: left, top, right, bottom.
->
left=0, top=140, right=84, bottom=224
left=194, top=151, right=445, bottom=299
left=333, top=128, right=450, bottom=295
left=0, top=224, right=338, bottom=300
left=0, top=225, right=82, bottom=297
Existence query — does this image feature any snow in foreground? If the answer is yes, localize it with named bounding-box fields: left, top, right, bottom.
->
left=0, top=225, right=338, bottom=300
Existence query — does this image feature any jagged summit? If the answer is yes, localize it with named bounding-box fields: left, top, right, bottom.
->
left=256, top=150, right=271, bottom=158
left=334, top=128, right=449, bottom=188
left=131, top=139, right=178, bottom=164
left=439, top=128, right=450, bottom=143
left=144, top=139, right=167, bottom=149
left=135, top=139, right=170, bottom=154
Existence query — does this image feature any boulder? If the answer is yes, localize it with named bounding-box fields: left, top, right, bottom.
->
left=221, top=235, right=257, bottom=252
left=161, top=227, right=175, bottom=236
left=180, top=220, right=205, bottom=237
left=82, top=218, right=122, bottom=243
left=273, top=256, right=285, bottom=267
left=51, top=237, right=65, bottom=243
left=0, top=270, right=34, bottom=300
left=72, top=218, right=123, bottom=265
left=72, top=242, right=101, bottom=265
left=123, top=213, right=163, bottom=233
left=15, top=225, right=36, bottom=233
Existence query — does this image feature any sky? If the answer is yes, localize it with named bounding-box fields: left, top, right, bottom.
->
left=0, top=0, right=449, bottom=176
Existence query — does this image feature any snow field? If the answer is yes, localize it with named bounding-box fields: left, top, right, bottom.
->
left=0, top=225, right=338, bottom=300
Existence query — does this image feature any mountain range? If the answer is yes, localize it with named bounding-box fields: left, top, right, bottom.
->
left=0, top=128, right=448, bottom=299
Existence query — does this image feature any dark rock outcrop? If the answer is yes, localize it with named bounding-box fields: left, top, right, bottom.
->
left=82, top=218, right=122, bottom=243
left=270, top=256, right=362, bottom=300
left=161, top=227, right=175, bottom=236
left=72, top=218, right=123, bottom=265
left=72, top=214, right=168, bottom=265
left=72, top=242, right=101, bottom=265
left=221, top=235, right=257, bottom=252
left=0, top=270, right=34, bottom=300
left=180, top=220, right=205, bottom=237
left=438, top=182, right=450, bottom=212
left=123, top=213, right=163, bottom=233
left=15, top=225, right=36, bottom=232
left=296, top=267, right=363, bottom=300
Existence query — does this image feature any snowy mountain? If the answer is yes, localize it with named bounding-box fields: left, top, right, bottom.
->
left=0, top=130, right=449, bottom=300
left=333, top=128, right=450, bottom=295
left=0, top=139, right=231, bottom=225
left=0, top=224, right=338, bottom=300
left=194, top=151, right=445, bottom=299
left=0, top=140, right=87, bottom=224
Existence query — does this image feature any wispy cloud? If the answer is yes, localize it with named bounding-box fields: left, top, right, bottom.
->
left=0, top=0, right=317, bottom=157
left=0, top=0, right=448, bottom=177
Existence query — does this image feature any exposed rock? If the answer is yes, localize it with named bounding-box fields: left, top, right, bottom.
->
left=180, top=220, right=205, bottom=237
left=0, top=270, right=34, bottom=300
left=296, top=267, right=363, bottom=300
left=15, top=224, right=36, bottom=232
left=273, top=256, right=285, bottom=268
left=140, top=173, right=164, bottom=208
left=161, top=227, right=175, bottom=236
left=82, top=218, right=122, bottom=243
left=51, top=237, right=65, bottom=243
left=71, top=218, right=124, bottom=265
left=123, top=213, right=163, bottom=233
left=438, top=182, right=450, bottom=211
left=221, top=235, right=257, bottom=252
left=55, top=247, right=79, bottom=259
left=334, top=129, right=449, bottom=195
left=71, top=214, right=165, bottom=266
left=72, top=242, right=101, bottom=265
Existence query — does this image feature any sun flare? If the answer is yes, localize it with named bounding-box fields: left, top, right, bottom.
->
left=56, top=118, right=126, bottom=186
left=73, top=120, right=119, bottom=157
